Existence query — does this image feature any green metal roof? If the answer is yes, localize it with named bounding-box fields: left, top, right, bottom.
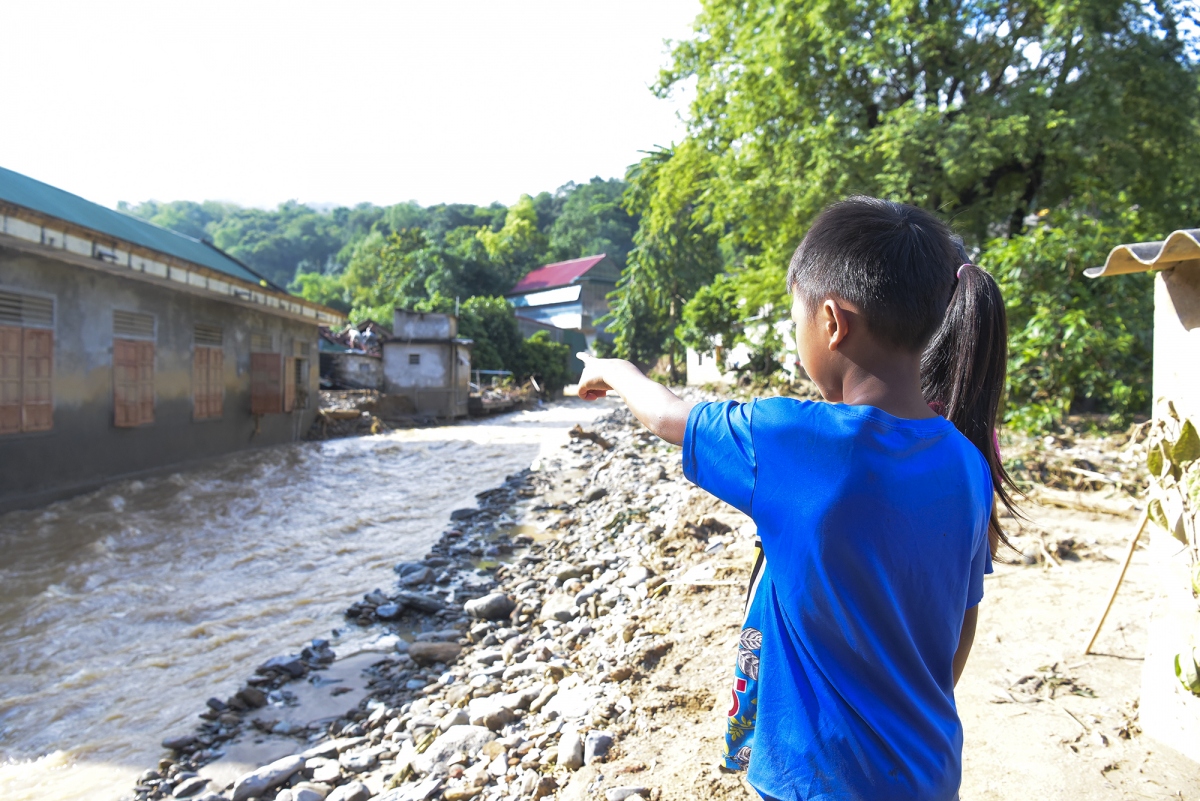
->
left=0, top=165, right=270, bottom=287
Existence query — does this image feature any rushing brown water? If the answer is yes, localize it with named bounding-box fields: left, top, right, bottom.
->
left=0, top=401, right=603, bottom=801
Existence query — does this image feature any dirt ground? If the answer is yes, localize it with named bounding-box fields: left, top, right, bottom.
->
left=559, top=493, right=1200, bottom=801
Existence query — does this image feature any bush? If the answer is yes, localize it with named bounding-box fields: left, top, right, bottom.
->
left=982, top=213, right=1154, bottom=431
left=520, top=331, right=570, bottom=393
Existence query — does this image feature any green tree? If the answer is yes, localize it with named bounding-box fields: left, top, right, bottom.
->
left=211, top=201, right=343, bottom=287
left=519, top=330, right=571, bottom=393
left=620, top=0, right=1200, bottom=419
left=606, top=144, right=724, bottom=376
left=458, top=296, right=525, bottom=372
left=547, top=178, right=638, bottom=269
left=678, top=273, right=742, bottom=367
left=289, top=271, right=350, bottom=314
left=983, top=210, right=1155, bottom=428
left=476, top=194, right=549, bottom=279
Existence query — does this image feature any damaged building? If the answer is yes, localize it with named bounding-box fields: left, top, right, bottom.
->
left=0, top=166, right=345, bottom=510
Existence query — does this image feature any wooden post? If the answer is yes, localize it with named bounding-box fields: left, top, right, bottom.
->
left=1083, top=511, right=1150, bottom=655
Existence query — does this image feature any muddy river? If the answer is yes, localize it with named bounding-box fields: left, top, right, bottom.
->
left=0, top=400, right=603, bottom=801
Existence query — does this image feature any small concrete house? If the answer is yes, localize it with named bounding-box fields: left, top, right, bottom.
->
left=382, top=310, right=471, bottom=418
left=1087, top=229, right=1200, bottom=763
left=0, top=166, right=344, bottom=511
left=505, top=254, right=619, bottom=347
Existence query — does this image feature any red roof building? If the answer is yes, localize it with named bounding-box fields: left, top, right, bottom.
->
left=505, top=254, right=620, bottom=342
left=508, top=254, right=610, bottom=294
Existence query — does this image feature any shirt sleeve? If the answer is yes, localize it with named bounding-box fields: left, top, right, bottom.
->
left=966, top=526, right=994, bottom=608
left=682, top=400, right=757, bottom=515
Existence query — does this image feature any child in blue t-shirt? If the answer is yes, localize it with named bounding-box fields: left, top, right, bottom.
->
left=575, top=196, right=1018, bottom=801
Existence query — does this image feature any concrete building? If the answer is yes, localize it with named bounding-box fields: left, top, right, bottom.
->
left=505, top=254, right=618, bottom=344
left=0, top=166, right=344, bottom=511
left=505, top=254, right=618, bottom=378
left=1087, top=230, right=1200, bottom=763
left=382, top=310, right=471, bottom=418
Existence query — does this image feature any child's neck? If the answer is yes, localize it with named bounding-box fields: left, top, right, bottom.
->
left=833, top=352, right=935, bottom=421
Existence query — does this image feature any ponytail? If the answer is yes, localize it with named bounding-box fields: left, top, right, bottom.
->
left=921, top=263, right=1020, bottom=553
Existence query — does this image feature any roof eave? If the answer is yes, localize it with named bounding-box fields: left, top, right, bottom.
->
left=1086, top=228, right=1200, bottom=278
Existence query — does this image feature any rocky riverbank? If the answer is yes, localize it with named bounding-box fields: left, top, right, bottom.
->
left=131, top=403, right=757, bottom=801
left=126, top=397, right=1200, bottom=801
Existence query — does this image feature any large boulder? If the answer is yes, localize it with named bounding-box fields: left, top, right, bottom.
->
left=231, top=755, right=306, bottom=801
left=463, top=593, right=515, bottom=621
left=412, top=725, right=495, bottom=777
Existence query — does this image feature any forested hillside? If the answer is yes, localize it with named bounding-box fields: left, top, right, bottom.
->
left=120, top=178, right=637, bottom=322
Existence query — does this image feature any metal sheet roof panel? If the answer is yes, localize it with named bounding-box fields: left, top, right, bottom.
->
left=1085, top=228, right=1200, bottom=278
left=507, top=254, right=609, bottom=295
left=0, top=165, right=267, bottom=286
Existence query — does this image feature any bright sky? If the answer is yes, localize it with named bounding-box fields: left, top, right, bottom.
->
left=0, top=1, right=699, bottom=210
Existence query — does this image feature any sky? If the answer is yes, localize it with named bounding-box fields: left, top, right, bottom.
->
left=0, top=1, right=700, bottom=211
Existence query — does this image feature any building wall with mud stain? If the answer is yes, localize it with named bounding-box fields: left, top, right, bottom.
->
left=0, top=244, right=323, bottom=511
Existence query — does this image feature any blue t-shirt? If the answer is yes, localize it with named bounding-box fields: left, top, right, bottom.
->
left=684, top=398, right=993, bottom=801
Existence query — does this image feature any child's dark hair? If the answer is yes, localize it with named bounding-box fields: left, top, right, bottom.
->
left=787, top=196, right=1018, bottom=552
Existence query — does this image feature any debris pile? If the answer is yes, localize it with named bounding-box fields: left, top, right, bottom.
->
left=1003, top=424, right=1148, bottom=499
left=139, top=404, right=750, bottom=801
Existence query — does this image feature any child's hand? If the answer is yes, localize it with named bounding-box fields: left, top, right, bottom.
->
left=576, top=353, right=613, bottom=400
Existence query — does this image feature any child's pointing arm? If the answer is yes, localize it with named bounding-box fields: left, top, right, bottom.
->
left=575, top=353, right=695, bottom=446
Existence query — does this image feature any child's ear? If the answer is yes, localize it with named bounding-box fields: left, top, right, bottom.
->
left=823, top=299, right=850, bottom=351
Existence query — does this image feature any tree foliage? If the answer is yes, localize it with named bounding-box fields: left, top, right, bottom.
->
left=123, top=181, right=632, bottom=382
left=606, top=0, right=1200, bottom=428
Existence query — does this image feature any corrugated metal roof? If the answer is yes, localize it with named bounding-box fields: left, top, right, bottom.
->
left=0, top=165, right=270, bottom=287
left=1085, top=228, right=1200, bottom=278
left=507, top=254, right=608, bottom=295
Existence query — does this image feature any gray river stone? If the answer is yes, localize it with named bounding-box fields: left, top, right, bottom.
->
left=259, top=655, right=306, bottom=678
left=374, top=602, right=402, bottom=620
left=412, top=724, right=495, bottom=777
left=584, top=730, right=614, bottom=765
left=538, top=593, right=576, bottom=622
left=393, top=591, right=444, bottom=614
left=605, top=790, right=650, bottom=801
left=162, top=733, right=197, bottom=750
left=399, top=566, right=434, bottom=586
left=464, top=592, right=514, bottom=620
left=172, top=775, right=210, bottom=798
left=231, top=754, right=305, bottom=801
left=557, top=728, right=584, bottom=770
left=326, top=782, right=372, bottom=801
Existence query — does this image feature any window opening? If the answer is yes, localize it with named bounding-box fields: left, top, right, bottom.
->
left=409, top=353, right=421, bottom=365
left=113, top=339, right=154, bottom=427
left=0, top=290, right=55, bottom=435
left=193, top=325, right=224, bottom=420
left=113, top=310, right=155, bottom=340
left=251, top=333, right=282, bottom=415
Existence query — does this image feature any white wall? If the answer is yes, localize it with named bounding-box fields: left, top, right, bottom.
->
left=1154, top=261, right=1200, bottom=421
left=392, top=311, right=456, bottom=340
left=383, top=342, right=449, bottom=390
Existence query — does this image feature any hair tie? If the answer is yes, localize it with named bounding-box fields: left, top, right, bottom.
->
left=957, top=264, right=970, bottom=279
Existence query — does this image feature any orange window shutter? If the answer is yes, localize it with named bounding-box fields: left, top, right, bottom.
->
left=210, top=348, right=224, bottom=418
left=113, top=339, right=134, bottom=427
left=21, top=329, right=53, bottom=432
left=251, top=352, right=283, bottom=414
left=193, top=347, right=209, bottom=419
left=138, top=342, right=155, bottom=425
left=0, top=325, right=21, bottom=435
left=212, top=347, right=224, bottom=417
left=283, top=358, right=296, bottom=413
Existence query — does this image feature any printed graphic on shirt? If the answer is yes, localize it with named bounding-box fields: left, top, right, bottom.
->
left=723, top=538, right=766, bottom=771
